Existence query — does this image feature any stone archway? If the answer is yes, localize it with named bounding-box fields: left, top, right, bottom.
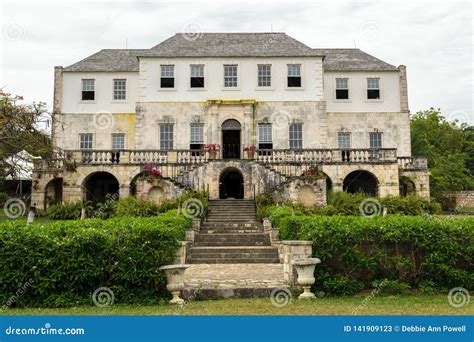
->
left=343, top=170, right=379, bottom=196
left=399, top=176, right=416, bottom=196
left=219, top=167, right=244, bottom=199
left=44, top=178, right=63, bottom=209
left=83, top=171, right=119, bottom=205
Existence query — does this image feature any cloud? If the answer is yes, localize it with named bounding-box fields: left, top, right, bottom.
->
left=0, top=0, right=472, bottom=123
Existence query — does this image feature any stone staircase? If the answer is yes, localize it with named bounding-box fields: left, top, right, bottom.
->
left=187, top=199, right=280, bottom=264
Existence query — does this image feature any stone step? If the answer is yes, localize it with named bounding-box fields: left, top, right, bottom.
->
left=189, top=246, right=278, bottom=254
left=194, top=241, right=271, bottom=247
left=200, top=229, right=263, bottom=234
left=187, top=257, right=280, bottom=264
left=195, top=233, right=270, bottom=242
left=201, top=222, right=261, bottom=228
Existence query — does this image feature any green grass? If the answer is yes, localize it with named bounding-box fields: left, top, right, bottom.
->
left=2, top=295, right=472, bottom=316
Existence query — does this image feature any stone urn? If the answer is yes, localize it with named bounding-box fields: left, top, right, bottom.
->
left=291, top=258, right=321, bottom=299
left=159, top=264, right=190, bottom=305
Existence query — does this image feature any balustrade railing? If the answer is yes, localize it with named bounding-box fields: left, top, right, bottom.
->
left=397, top=157, right=428, bottom=170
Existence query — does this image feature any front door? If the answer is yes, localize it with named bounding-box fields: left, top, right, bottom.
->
left=222, top=130, right=241, bottom=159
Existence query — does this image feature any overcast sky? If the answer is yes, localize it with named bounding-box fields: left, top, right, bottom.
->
left=1, top=0, right=472, bottom=124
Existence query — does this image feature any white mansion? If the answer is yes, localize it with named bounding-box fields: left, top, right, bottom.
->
left=32, top=33, right=429, bottom=208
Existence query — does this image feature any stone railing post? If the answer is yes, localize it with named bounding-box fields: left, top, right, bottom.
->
left=280, top=241, right=313, bottom=285
left=174, top=241, right=190, bottom=264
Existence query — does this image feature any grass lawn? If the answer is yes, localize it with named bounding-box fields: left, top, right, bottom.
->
left=2, top=295, right=472, bottom=316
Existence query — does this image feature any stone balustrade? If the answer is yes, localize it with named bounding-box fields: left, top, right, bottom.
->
left=397, top=156, right=428, bottom=170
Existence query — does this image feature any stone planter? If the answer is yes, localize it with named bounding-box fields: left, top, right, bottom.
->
left=159, top=264, right=190, bottom=305
left=292, top=258, right=321, bottom=299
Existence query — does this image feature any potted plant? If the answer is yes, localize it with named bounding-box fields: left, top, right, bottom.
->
left=243, top=145, right=256, bottom=159
left=143, top=163, right=162, bottom=183
left=203, top=144, right=220, bottom=160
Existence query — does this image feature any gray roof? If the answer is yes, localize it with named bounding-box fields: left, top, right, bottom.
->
left=143, top=33, right=323, bottom=58
left=63, top=34, right=399, bottom=72
left=315, top=48, right=398, bottom=71
left=64, top=49, right=148, bottom=72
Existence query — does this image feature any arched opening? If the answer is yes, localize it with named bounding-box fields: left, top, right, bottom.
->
left=221, top=119, right=241, bottom=159
left=399, top=176, right=416, bottom=196
left=297, top=185, right=316, bottom=208
left=44, top=178, right=63, bottom=209
left=130, top=172, right=147, bottom=197
left=83, top=172, right=119, bottom=205
left=343, top=170, right=378, bottom=196
left=219, top=168, right=244, bottom=199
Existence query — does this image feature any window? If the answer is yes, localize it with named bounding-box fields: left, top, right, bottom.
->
left=111, top=133, right=125, bottom=150
left=160, top=65, right=175, bottom=88
left=113, top=79, right=126, bottom=100
left=190, top=64, right=204, bottom=88
left=258, top=64, right=271, bottom=87
left=190, top=123, right=204, bottom=150
left=367, top=78, right=380, bottom=99
left=258, top=123, right=273, bottom=149
left=160, top=124, right=174, bottom=150
left=79, top=133, right=93, bottom=149
left=81, top=79, right=95, bottom=101
left=289, top=123, right=303, bottom=149
left=224, top=65, right=238, bottom=88
left=369, top=132, right=382, bottom=148
left=287, top=64, right=301, bottom=87
left=335, top=78, right=349, bottom=100
left=337, top=132, right=351, bottom=149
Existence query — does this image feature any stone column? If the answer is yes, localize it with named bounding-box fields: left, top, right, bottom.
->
left=280, top=241, right=313, bottom=284
left=243, top=104, right=253, bottom=147
left=52, top=66, right=63, bottom=148
left=119, top=185, right=130, bottom=199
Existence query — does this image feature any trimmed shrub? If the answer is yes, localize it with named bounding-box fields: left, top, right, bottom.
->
left=273, top=213, right=474, bottom=294
left=0, top=210, right=190, bottom=307
left=44, top=201, right=90, bottom=220
left=112, top=196, right=159, bottom=217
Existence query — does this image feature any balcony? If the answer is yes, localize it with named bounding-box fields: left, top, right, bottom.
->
left=32, top=148, right=428, bottom=172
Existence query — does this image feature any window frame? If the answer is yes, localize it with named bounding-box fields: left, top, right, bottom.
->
left=289, top=123, right=303, bottom=149
left=369, top=132, right=383, bottom=149
left=337, top=132, right=351, bottom=149
left=258, top=123, right=273, bottom=149
left=366, top=77, right=381, bottom=100
left=79, top=133, right=93, bottom=150
left=190, top=64, right=205, bottom=89
left=223, top=64, right=239, bottom=89
left=111, top=133, right=125, bottom=150
left=335, top=77, right=349, bottom=101
left=257, top=64, right=272, bottom=88
left=287, top=64, right=302, bottom=89
left=112, top=79, right=127, bottom=101
left=160, top=65, right=175, bottom=89
left=81, top=79, right=95, bottom=101
left=190, top=123, right=204, bottom=145
left=159, top=123, right=174, bottom=150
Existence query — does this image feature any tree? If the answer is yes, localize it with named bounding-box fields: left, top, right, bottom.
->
left=410, top=108, right=474, bottom=202
left=0, top=96, right=52, bottom=181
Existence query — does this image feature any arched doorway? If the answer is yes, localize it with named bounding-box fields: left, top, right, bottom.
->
left=343, top=170, right=379, bottom=196
left=83, top=172, right=119, bottom=205
left=399, top=176, right=416, bottom=196
left=219, top=168, right=244, bottom=199
left=222, top=119, right=241, bottom=159
left=44, top=178, right=63, bottom=209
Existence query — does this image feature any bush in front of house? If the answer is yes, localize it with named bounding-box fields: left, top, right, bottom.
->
left=0, top=210, right=190, bottom=307
left=272, top=213, right=473, bottom=295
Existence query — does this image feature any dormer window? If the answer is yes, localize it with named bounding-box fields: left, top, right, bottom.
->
left=190, top=64, right=204, bottom=88
left=367, top=78, right=380, bottom=99
left=160, top=65, right=175, bottom=88
left=81, top=79, right=95, bottom=101
left=335, top=78, right=349, bottom=100
left=287, top=64, right=301, bottom=87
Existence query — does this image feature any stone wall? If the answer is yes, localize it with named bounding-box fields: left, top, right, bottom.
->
left=443, top=191, right=474, bottom=209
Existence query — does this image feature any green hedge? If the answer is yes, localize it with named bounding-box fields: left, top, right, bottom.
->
left=0, top=210, right=190, bottom=307
left=267, top=208, right=474, bottom=295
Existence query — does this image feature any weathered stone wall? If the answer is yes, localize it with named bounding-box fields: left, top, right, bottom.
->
left=443, top=191, right=474, bottom=208
left=400, top=169, right=430, bottom=199
left=135, top=178, right=184, bottom=204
